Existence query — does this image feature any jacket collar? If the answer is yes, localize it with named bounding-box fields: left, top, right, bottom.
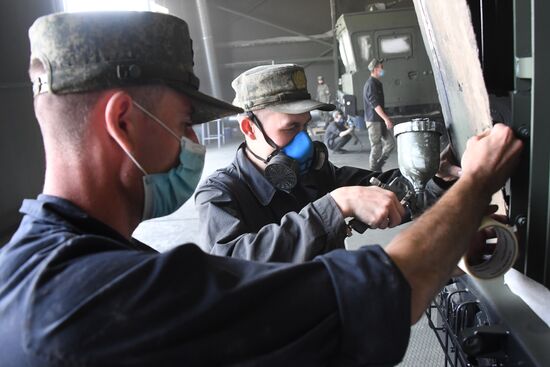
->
left=21, top=194, right=154, bottom=252
left=233, top=143, right=277, bottom=206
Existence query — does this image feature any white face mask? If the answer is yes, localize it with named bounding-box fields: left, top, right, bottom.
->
left=120, top=101, right=206, bottom=220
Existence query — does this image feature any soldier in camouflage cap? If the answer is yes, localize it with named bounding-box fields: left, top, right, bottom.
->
left=29, top=11, right=241, bottom=123
left=195, top=63, right=409, bottom=263
left=230, top=64, right=334, bottom=191
left=367, top=58, right=384, bottom=72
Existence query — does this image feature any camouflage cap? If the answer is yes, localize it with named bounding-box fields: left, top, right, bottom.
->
left=28, top=11, right=242, bottom=124
left=232, top=64, right=335, bottom=113
left=368, top=58, right=384, bottom=71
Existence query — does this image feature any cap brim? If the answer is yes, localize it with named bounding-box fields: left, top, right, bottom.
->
left=267, top=99, right=335, bottom=114
left=172, top=84, right=243, bottom=124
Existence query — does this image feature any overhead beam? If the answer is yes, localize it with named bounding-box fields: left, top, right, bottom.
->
left=215, top=5, right=333, bottom=48
left=218, top=31, right=333, bottom=48
left=223, top=56, right=334, bottom=69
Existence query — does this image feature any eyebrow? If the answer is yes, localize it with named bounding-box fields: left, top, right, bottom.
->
left=284, top=116, right=311, bottom=126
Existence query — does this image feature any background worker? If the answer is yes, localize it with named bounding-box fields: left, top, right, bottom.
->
left=0, top=11, right=523, bottom=367
left=363, top=58, right=395, bottom=171
left=195, top=63, right=458, bottom=263
left=324, top=109, right=354, bottom=153
left=316, top=74, right=331, bottom=125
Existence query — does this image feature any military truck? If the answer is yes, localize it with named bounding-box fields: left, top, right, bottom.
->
left=335, top=4, right=440, bottom=119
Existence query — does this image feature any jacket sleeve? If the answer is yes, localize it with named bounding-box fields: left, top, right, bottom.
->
left=195, top=178, right=348, bottom=263
left=28, top=241, right=411, bottom=366
left=424, top=176, right=456, bottom=207
left=331, top=163, right=401, bottom=187
left=331, top=162, right=451, bottom=203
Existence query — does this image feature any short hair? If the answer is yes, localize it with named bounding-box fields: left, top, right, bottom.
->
left=30, top=59, right=165, bottom=149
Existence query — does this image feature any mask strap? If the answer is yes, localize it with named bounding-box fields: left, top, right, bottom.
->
left=246, top=144, right=277, bottom=164
left=247, top=112, right=280, bottom=151
left=245, top=112, right=281, bottom=163
left=133, top=101, right=180, bottom=142
left=117, top=141, right=148, bottom=176
left=119, top=100, right=180, bottom=176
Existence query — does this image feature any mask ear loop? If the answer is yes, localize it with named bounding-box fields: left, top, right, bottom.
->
left=133, top=101, right=180, bottom=142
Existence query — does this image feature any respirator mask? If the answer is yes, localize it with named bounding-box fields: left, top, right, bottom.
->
left=245, top=112, right=327, bottom=192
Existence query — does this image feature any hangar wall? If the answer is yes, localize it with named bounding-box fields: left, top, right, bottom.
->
left=0, top=0, right=60, bottom=241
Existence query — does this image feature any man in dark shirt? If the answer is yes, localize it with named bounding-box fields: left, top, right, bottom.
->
left=324, top=109, right=354, bottom=153
left=363, top=58, right=395, bottom=171
left=0, top=10, right=523, bottom=367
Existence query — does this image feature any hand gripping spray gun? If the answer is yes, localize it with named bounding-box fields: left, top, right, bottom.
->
left=348, top=117, right=441, bottom=234
left=395, top=118, right=519, bottom=279
left=350, top=117, right=519, bottom=279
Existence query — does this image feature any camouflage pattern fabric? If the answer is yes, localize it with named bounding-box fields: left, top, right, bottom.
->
left=316, top=83, right=330, bottom=104
left=28, top=11, right=241, bottom=124
left=232, top=64, right=335, bottom=114
left=368, top=58, right=383, bottom=71
left=367, top=121, right=395, bottom=171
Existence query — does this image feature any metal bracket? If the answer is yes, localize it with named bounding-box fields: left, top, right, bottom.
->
left=515, top=57, right=533, bottom=79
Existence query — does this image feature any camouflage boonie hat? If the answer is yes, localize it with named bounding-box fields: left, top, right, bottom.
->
left=28, top=11, right=242, bottom=124
left=368, top=58, right=384, bottom=71
left=232, top=64, right=335, bottom=113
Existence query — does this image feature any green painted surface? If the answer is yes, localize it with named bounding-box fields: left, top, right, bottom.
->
left=336, top=7, right=439, bottom=114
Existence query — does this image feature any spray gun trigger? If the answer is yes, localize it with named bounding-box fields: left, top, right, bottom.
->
left=347, top=176, right=414, bottom=235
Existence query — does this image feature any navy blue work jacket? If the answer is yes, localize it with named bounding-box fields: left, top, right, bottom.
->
left=0, top=195, right=411, bottom=366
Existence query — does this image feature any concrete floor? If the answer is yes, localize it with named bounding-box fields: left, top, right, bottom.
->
left=133, top=127, right=445, bottom=366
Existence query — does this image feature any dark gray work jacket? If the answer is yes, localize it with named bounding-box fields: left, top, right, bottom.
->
left=195, top=144, right=408, bottom=262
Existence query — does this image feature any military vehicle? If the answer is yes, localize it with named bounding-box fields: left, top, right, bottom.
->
left=335, top=3, right=440, bottom=119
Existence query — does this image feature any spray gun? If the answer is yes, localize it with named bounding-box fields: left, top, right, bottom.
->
left=348, top=119, right=519, bottom=279
left=347, top=117, right=443, bottom=234
left=394, top=117, right=444, bottom=218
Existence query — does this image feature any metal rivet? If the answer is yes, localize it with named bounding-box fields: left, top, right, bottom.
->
left=129, top=64, right=142, bottom=79
left=515, top=215, right=527, bottom=227
left=517, top=125, right=530, bottom=139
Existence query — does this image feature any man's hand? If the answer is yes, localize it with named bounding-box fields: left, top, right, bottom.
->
left=461, top=124, right=523, bottom=196
left=339, top=124, right=355, bottom=138
left=330, top=186, right=405, bottom=229
left=463, top=213, right=507, bottom=267
left=384, top=117, right=394, bottom=130
left=436, top=144, right=462, bottom=181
